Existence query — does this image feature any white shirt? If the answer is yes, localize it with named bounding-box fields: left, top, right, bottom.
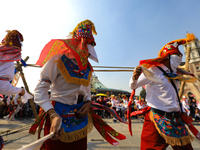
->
left=34, top=54, right=91, bottom=112
left=182, top=99, right=190, bottom=110
left=0, top=61, right=22, bottom=95
left=134, top=99, right=139, bottom=104
left=129, top=64, right=180, bottom=112
left=111, top=99, right=116, bottom=107
left=136, top=101, right=147, bottom=109
left=123, top=99, right=128, bottom=109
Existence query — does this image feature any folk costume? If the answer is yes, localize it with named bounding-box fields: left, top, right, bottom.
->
left=129, top=33, right=197, bottom=150
left=0, top=30, right=24, bottom=150
left=0, top=30, right=24, bottom=95
left=30, top=20, right=126, bottom=150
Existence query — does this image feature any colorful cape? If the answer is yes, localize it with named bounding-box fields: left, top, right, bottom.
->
left=36, top=38, right=90, bottom=72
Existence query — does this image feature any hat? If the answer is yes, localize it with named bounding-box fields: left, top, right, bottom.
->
left=111, top=95, right=115, bottom=98
left=1, top=30, right=23, bottom=49
left=182, top=94, right=187, bottom=99
left=69, top=20, right=98, bottom=63
left=69, top=19, right=97, bottom=45
left=140, top=33, right=196, bottom=68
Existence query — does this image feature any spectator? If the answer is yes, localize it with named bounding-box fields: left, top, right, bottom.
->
left=181, top=95, right=190, bottom=116
left=134, top=96, right=139, bottom=104
left=111, top=95, right=117, bottom=122
left=122, top=96, right=128, bottom=121
left=104, top=96, right=111, bottom=118
left=190, top=98, right=197, bottom=118
left=115, top=96, right=122, bottom=119
left=194, top=108, right=200, bottom=122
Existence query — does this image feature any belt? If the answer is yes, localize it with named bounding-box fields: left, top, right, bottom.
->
left=151, top=108, right=180, bottom=118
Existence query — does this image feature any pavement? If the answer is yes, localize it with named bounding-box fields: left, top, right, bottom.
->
left=1, top=117, right=200, bottom=150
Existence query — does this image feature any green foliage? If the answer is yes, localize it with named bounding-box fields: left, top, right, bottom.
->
left=140, top=88, right=146, bottom=98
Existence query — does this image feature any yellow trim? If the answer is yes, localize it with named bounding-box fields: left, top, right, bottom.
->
left=166, top=75, right=197, bottom=83
left=60, top=112, right=93, bottom=143
left=149, top=111, right=193, bottom=146
left=55, top=58, right=92, bottom=86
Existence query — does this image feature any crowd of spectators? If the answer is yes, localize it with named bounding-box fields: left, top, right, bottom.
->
left=0, top=94, right=39, bottom=120
left=181, top=95, right=200, bottom=123
left=92, top=94, right=147, bottom=122
left=3, top=92, right=200, bottom=124
left=92, top=93, right=200, bottom=124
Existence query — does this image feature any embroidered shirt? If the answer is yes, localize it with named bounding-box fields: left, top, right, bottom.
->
left=34, top=54, right=91, bottom=112
left=129, top=64, right=180, bottom=112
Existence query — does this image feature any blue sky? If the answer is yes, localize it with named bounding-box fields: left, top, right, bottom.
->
left=1, top=0, right=200, bottom=95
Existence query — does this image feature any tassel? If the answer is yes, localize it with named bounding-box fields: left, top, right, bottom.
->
left=127, top=89, right=135, bottom=136
left=130, top=106, right=151, bottom=117
left=90, top=110, right=126, bottom=145
left=185, top=33, right=195, bottom=43
left=91, top=101, right=127, bottom=123
left=181, top=113, right=200, bottom=140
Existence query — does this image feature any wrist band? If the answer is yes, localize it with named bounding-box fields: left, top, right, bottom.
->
left=50, top=113, right=57, bottom=118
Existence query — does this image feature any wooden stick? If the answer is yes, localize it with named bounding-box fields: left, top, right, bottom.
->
left=17, top=64, right=135, bottom=69
left=94, top=70, right=133, bottom=72
left=16, top=60, right=38, bottom=118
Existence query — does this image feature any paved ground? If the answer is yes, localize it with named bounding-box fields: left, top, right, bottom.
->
left=1, top=117, right=200, bottom=150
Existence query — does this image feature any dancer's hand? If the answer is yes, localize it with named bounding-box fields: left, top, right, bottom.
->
left=48, top=109, right=63, bottom=140
left=133, top=66, right=142, bottom=80
left=79, top=101, right=91, bottom=116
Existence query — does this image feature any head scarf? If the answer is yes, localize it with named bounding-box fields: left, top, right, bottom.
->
left=36, top=19, right=98, bottom=72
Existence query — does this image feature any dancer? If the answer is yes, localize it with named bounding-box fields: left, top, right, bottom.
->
left=30, top=20, right=127, bottom=149
left=0, top=30, right=25, bottom=150
left=0, top=30, right=25, bottom=96
left=130, top=33, right=196, bottom=149
left=33, top=20, right=99, bottom=150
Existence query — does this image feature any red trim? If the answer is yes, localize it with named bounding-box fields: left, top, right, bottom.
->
left=61, top=113, right=75, bottom=118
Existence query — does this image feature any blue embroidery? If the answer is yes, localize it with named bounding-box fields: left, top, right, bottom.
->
left=54, top=102, right=88, bottom=133
left=60, top=54, right=91, bottom=80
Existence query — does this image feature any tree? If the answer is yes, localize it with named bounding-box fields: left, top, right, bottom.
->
left=140, top=87, right=146, bottom=99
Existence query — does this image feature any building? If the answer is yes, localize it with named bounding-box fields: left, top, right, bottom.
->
left=91, top=75, right=131, bottom=96
left=183, top=37, right=200, bottom=99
